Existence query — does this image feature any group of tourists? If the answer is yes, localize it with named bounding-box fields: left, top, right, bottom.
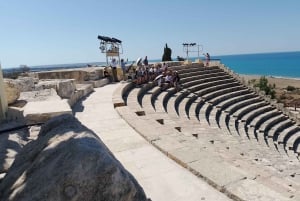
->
left=107, top=56, right=181, bottom=91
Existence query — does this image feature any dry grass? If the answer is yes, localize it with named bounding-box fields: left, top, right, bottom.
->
left=240, top=75, right=300, bottom=106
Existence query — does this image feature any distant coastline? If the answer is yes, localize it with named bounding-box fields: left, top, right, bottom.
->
left=2, top=51, right=300, bottom=79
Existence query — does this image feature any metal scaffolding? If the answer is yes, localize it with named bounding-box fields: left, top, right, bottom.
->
left=98, top=35, right=123, bottom=66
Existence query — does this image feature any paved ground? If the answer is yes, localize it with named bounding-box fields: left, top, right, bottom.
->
left=74, top=82, right=231, bottom=201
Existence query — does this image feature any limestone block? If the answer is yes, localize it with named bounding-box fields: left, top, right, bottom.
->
left=23, top=100, right=72, bottom=124
left=36, top=70, right=89, bottom=83
left=68, top=90, right=84, bottom=107
left=19, top=88, right=61, bottom=102
left=84, top=78, right=109, bottom=88
left=56, top=79, right=76, bottom=99
left=0, top=114, right=147, bottom=201
left=4, top=79, right=20, bottom=104
left=76, top=84, right=94, bottom=97
left=7, top=106, right=25, bottom=122
left=35, top=79, right=58, bottom=91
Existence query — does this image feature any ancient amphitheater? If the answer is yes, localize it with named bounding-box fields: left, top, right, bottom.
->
left=113, top=62, right=300, bottom=200
left=1, top=61, right=300, bottom=200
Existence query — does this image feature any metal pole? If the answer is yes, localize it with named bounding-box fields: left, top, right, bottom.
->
left=0, top=62, right=8, bottom=121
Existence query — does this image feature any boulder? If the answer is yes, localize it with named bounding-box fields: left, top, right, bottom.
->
left=4, top=79, right=21, bottom=104
left=0, top=114, right=147, bottom=201
left=15, top=77, right=36, bottom=92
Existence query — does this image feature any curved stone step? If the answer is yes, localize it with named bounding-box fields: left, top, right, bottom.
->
left=242, top=106, right=275, bottom=136
left=183, top=74, right=232, bottom=89
left=126, top=87, right=143, bottom=111
left=236, top=105, right=273, bottom=138
left=179, top=68, right=223, bottom=79
left=187, top=97, right=204, bottom=122
left=180, top=71, right=227, bottom=85
left=189, top=78, right=237, bottom=93
left=224, top=96, right=263, bottom=114
left=164, top=89, right=188, bottom=118
left=215, top=93, right=257, bottom=127
left=137, top=82, right=156, bottom=107
left=250, top=110, right=282, bottom=142
left=173, top=65, right=220, bottom=75
left=292, top=137, right=300, bottom=155
left=151, top=86, right=165, bottom=111
left=199, top=82, right=239, bottom=96
left=162, top=88, right=177, bottom=112
left=207, top=89, right=252, bottom=107
left=154, top=88, right=174, bottom=113
left=257, top=114, right=288, bottom=144
left=233, top=101, right=269, bottom=120
left=143, top=86, right=162, bottom=112
left=279, top=126, right=300, bottom=150
left=202, top=85, right=247, bottom=101
left=211, top=93, right=256, bottom=127
left=285, top=131, right=300, bottom=154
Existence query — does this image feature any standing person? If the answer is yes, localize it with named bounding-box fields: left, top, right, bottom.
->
left=110, top=58, right=119, bottom=82
left=204, top=53, right=210, bottom=67
left=172, top=71, right=180, bottom=92
left=120, top=59, right=127, bottom=81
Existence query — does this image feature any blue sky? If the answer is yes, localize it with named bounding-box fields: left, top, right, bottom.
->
left=1, top=0, right=300, bottom=68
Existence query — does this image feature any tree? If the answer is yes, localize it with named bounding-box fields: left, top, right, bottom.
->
left=162, top=43, right=172, bottom=61
left=255, top=76, right=276, bottom=99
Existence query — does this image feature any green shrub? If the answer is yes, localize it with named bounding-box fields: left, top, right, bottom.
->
left=286, top=85, right=296, bottom=91
left=254, top=76, right=276, bottom=99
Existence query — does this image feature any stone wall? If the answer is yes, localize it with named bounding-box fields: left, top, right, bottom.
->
left=34, top=67, right=104, bottom=84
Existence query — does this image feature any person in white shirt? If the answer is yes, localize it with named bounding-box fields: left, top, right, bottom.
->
left=110, top=58, right=119, bottom=82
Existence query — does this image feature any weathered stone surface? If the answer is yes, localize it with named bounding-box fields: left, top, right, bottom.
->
left=56, top=79, right=76, bottom=99
left=36, top=70, right=89, bottom=83
left=23, top=100, right=72, bottom=124
left=4, top=79, right=20, bottom=104
left=18, top=88, right=61, bottom=102
left=35, top=79, right=76, bottom=99
left=0, top=126, right=38, bottom=183
left=0, top=114, right=147, bottom=201
left=14, top=77, right=36, bottom=92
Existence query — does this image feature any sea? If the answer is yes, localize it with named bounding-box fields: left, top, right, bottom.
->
left=213, top=51, right=300, bottom=79
left=2, top=51, right=300, bottom=79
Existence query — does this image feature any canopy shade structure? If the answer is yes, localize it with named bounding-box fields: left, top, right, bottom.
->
left=97, top=35, right=122, bottom=44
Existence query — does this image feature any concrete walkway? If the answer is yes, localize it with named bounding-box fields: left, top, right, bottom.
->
left=74, top=83, right=231, bottom=201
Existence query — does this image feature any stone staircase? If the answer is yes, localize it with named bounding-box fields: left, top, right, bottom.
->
left=113, top=63, right=300, bottom=201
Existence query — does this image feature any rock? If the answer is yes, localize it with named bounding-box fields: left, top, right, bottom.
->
left=4, top=79, right=21, bottom=104
left=0, top=114, right=147, bottom=201
left=15, top=77, right=36, bottom=92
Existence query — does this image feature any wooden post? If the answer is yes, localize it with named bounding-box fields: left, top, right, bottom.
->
left=0, top=63, right=8, bottom=121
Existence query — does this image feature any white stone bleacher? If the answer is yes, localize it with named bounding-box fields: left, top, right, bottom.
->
left=113, top=63, right=300, bottom=201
